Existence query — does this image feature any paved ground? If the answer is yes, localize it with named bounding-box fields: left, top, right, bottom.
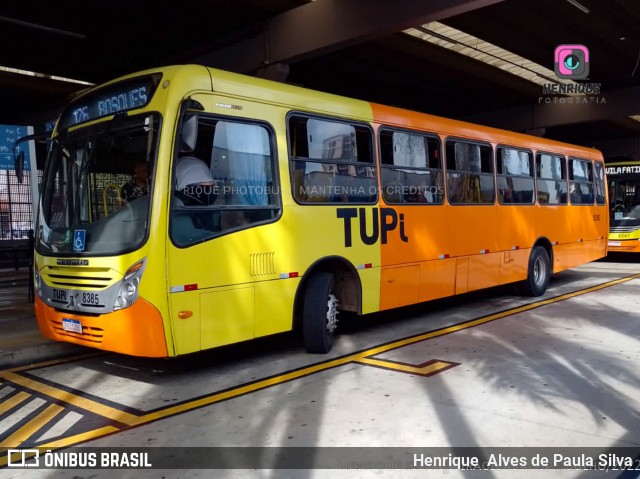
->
left=1, top=258, right=639, bottom=478
left=0, top=268, right=86, bottom=369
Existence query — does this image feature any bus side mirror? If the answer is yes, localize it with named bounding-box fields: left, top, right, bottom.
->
left=13, top=131, right=51, bottom=184
left=14, top=150, right=25, bottom=184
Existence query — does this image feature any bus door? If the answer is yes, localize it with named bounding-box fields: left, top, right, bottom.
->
left=167, top=106, right=282, bottom=355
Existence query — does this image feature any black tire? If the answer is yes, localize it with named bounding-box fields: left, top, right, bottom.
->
left=302, top=272, right=339, bottom=354
left=521, top=246, right=551, bottom=297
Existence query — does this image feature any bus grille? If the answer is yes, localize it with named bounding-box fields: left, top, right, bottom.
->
left=250, top=252, right=276, bottom=276
left=49, top=319, right=104, bottom=344
left=610, top=226, right=640, bottom=233
left=42, top=266, right=115, bottom=290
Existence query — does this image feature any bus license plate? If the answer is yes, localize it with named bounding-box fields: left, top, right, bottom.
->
left=62, top=318, right=83, bottom=334
left=608, top=241, right=621, bottom=247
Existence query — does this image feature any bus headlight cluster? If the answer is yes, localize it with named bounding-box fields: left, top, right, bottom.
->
left=34, top=267, right=42, bottom=297
left=113, top=259, right=145, bottom=311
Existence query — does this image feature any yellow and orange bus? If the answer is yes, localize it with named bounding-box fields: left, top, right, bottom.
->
left=32, top=65, right=608, bottom=357
left=606, top=160, right=640, bottom=252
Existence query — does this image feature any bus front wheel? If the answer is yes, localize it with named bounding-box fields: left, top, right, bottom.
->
left=302, top=272, right=339, bottom=353
left=521, top=246, right=551, bottom=297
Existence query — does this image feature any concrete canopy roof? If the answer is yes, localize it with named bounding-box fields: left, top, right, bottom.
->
left=1, top=0, right=639, bottom=151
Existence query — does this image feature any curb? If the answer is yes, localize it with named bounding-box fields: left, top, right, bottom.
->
left=0, top=342, right=88, bottom=370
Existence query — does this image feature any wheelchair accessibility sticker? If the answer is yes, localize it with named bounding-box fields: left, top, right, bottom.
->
left=73, top=230, right=86, bottom=252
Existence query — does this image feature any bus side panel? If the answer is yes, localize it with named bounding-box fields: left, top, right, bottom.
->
left=531, top=205, right=572, bottom=269
left=455, top=258, right=468, bottom=294
left=419, top=259, right=456, bottom=302
left=201, top=286, right=255, bottom=350
left=377, top=203, right=452, bottom=310
left=498, top=248, right=530, bottom=285
left=496, top=206, right=537, bottom=284
left=254, top=278, right=298, bottom=338
left=566, top=205, right=597, bottom=244
left=588, top=204, right=609, bottom=242
left=467, top=252, right=500, bottom=292
left=553, top=239, right=607, bottom=273
left=168, top=290, right=201, bottom=355
left=449, top=206, right=497, bottom=258
left=496, top=206, right=538, bottom=256
left=377, top=203, right=451, bottom=265
left=380, top=264, right=420, bottom=310
left=449, top=206, right=498, bottom=291
left=359, top=267, right=382, bottom=315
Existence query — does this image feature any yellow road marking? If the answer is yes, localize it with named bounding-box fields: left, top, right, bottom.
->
left=37, top=425, right=120, bottom=449
left=354, top=357, right=456, bottom=376
left=0, top=403, right=64, bottom=447
left=0, top=391, right=30, bottom=416
left=2, top=372, right=140, bottom=426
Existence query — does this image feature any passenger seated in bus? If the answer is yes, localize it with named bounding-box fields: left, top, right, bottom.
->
left=172, top=156, right=216, bottom=243
left=174, top=156, right=216, bottom=206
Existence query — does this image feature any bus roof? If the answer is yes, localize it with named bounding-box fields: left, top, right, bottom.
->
left=84, top=64, right=604, bottom=160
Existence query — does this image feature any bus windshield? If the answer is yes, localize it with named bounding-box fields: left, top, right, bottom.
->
left=610, top=176, right=640, bottom=224
left=36, top=113, right=160, bottom=256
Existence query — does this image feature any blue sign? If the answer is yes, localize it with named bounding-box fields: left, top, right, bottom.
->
left=0, top=124, right=32, bottom=171
left=73, top=230, right=86, bottom=252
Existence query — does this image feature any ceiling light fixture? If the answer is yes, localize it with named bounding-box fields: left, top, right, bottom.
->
left=415, top=26, right=459, bottom=45
left=0, top=65, right=93, bottom=86
left=404, top=22, right=580, bottom=92
left=565, top=0, right=590, bottom=14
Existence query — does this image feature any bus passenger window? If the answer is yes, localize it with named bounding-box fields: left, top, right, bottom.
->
left=445, top=140, right=494, bottom=204
left=288, top=115, right=376, bottom=204
left=594, top=162, right=606, bottom=205
left=170, top=116, right=280, bottom=247
left=536, top=153, right=567, bottom=205
left=569, top=158, right=594, bottom=205
left=379, top=129, right=443, bottom=204
left=497, top=147, right=534, bottom=205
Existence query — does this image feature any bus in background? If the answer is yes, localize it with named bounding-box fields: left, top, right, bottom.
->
left=606, top=160, right=640, bottom=253
left=31, top=65, right=609, bottom=358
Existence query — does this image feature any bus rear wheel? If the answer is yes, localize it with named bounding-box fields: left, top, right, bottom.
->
left=521, top=246, right=551, bottom=297
left=302, top=272, right=339, bottom=353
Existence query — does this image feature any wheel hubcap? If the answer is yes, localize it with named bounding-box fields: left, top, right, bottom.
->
left=533, top=257, right=546, bottom=286
left=325, top=293, right=339, bottom=333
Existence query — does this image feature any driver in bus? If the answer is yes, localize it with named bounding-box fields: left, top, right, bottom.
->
left=120, top=161, right=150, bottom=204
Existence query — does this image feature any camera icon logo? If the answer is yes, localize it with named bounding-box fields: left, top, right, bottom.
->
left=554, top=44, right=589, bottom=79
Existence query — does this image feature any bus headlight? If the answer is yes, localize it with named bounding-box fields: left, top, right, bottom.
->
left=113, top=259, right=146, bottom=311
left=34, top=267, right=42, bottom=296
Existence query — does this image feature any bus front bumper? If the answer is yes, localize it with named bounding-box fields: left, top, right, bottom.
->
left=34, top=295, right=169, bottom=357
left=608, top=238, right=640, bottom=253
